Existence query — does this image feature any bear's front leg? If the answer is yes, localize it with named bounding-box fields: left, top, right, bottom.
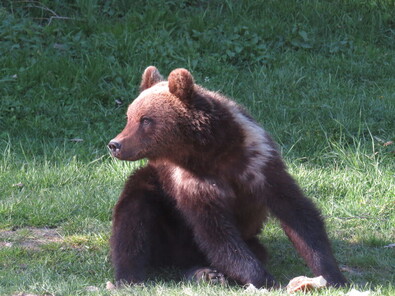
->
left=264, top=160, right=347, bottom=287
left=179, top=200, right=276, bottom=288
left=111, top=166, right=163, bottom=285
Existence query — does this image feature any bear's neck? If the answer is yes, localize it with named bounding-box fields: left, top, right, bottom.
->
left=150, top=132, right=247, bottom=178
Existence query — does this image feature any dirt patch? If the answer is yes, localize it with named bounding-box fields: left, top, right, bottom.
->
left=0, top=227, right=63, bottom=250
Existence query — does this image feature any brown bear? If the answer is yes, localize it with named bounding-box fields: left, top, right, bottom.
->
left=108, top=66, right=347, bottom=288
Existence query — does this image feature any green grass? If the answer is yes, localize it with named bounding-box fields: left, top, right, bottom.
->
left=0, top=0, right=394, bottom=295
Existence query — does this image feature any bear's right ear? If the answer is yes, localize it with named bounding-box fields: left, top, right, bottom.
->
left=139, top=66, right=164, bottom=92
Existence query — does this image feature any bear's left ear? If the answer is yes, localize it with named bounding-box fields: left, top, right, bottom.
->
left=168, top=68, right=194, bottom=102
left=140, top=66, right=164, bottom=92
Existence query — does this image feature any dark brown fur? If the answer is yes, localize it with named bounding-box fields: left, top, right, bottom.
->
left=108, top=67, right=347, bottom=288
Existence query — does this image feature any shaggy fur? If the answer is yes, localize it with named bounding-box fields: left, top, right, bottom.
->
left=108, top=66, right=347, bottom=288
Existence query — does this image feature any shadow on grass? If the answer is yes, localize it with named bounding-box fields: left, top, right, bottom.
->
left=265, top=236, right=394, bottom=290
left=120, top=236, right=393, bottom=291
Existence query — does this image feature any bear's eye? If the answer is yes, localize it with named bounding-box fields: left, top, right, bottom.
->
left=140, top=116, right=152, bottom=126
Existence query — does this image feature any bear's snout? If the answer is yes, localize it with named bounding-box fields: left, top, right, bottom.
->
left=108, top=141, right=121, bottom=157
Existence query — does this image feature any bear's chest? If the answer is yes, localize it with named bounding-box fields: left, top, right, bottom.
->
left=161, top=165, right=264, bottom=207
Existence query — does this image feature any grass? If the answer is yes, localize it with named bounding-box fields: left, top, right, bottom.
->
left=0, top=0, right=394, bottom=295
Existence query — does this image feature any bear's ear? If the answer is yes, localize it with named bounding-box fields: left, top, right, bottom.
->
left=139, top=66, right=164, bottom=92
left=168, top=68, right=194, bottom=102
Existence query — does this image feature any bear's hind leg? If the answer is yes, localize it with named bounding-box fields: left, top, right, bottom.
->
left=111, top=165, right=172, bottom=285
left=111, top=165, right=207, bottom=285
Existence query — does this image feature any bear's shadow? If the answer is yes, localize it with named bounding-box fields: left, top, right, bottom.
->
left=131, top=235, right=391, bottom=289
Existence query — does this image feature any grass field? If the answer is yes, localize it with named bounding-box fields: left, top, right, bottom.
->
left=0, top=0, right=394, bottom=295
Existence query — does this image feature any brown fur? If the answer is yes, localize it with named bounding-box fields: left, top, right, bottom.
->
left=139, top=66, right=163, bottom=92
left=108, top=67, right=347, bottom=288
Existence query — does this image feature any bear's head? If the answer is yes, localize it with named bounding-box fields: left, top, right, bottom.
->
left=108, top=66, right=206, bottom=162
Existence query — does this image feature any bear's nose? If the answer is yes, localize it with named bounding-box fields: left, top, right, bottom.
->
left=108, top=141, right=121, bottom=153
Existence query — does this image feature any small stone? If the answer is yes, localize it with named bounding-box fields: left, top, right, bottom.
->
left=346, top=288, right=371, bottom=296
left=86, top=286, right=99, bottom=292
left=106, top=281, right=116, bottom=290
left=286, top=275, right=327, bottom=293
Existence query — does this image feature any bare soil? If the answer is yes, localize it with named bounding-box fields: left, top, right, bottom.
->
left=0, top=227, right=62, bottom=250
